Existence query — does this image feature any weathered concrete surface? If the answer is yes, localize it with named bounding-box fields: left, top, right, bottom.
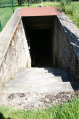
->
left=58, top=12, right=79, bottom=58
left=3, top=67, right=79, bottom=93
left=0, top=8, right=21, bottom=65
left=57, top=13, right=79, bottom=81
left=0, top=9, right=31, bottom=92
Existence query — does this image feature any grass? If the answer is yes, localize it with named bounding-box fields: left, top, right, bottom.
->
left=0, top=97, right=79, bottom=119
left=68, top=2, right=79, bottom=29
left=59, top=1, right=79, bottom=29
left=0, top=5, right=13, bottom=31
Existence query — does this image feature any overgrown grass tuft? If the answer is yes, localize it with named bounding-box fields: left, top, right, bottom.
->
left=0, top=97, right=79, bottom=119
left=60, top=0, right=67, bottom=12
left=60, top=0, right=73, bottom=15
left=60, top=1, right=79, bottom=28
left=65, top=5, right=73, bottom=15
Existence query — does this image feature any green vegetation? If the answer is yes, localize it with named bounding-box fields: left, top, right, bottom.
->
left=69, top=2, right=79, bottom=29
left=14, top=1, right=59, bottom=9
left=0, top=6, right=13, bottom=31
left=60, top=1, right=79, bottom=28
left=17, top=0, right=25, bottom=6
left=0, top=97, right=79, bottom=119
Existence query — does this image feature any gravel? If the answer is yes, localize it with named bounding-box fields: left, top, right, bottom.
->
left=0, top=91, right=79, bottom=110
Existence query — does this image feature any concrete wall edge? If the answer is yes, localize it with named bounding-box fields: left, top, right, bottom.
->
left=0, top=8, right=21, bottom=67
left=57, top=13, right=79, bottom=59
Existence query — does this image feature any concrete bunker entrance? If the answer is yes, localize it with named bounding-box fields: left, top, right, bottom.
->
left=22, top=16, right=57, bottom=67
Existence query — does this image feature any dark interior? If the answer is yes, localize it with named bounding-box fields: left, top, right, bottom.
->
left=22, top=16, right=55, bottom=67
left=30, top=29, right=52, bottom=67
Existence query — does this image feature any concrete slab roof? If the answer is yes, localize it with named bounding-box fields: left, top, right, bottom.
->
left=19, top=7, right=60, bottom=17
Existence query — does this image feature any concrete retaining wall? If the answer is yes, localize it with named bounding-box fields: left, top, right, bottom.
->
left=0, top=9, right=31, bottom=92
left=57, top=13, right=79, bottom=81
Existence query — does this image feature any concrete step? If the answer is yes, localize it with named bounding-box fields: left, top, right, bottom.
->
left=3, top=67, right=79, bottom=94
left=3, top=81, right=79, bottom=93
left=12, top=67, right=74, bottom=82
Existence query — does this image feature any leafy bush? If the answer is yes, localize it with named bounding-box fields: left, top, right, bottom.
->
left=18, top=0, right=25, bottom=5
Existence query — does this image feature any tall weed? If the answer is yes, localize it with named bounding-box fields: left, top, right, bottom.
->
left=65, top=5, right=73, bottom=15
left=60, top=0, right=67, bottom=12
left=60, top=0, right=73, bottom=15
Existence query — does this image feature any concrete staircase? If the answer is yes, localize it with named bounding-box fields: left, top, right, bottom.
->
left=3, top=67, right=79, bottom=94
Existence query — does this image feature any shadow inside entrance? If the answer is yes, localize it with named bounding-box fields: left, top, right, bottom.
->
left=30, top=29, right=53, bottom=67
left=44, top=67, right=79, bottom=91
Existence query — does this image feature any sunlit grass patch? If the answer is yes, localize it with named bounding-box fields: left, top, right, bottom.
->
left=0, top=97, right=79, bottom=119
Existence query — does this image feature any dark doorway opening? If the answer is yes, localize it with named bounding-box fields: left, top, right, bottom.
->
left=30, top=29, right=52, bottom=67
left=22, top=16, right=55, bottom=67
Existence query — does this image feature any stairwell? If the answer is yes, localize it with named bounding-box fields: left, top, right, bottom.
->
left=3, top=67, right=79, bottom=94
left=1, top=67, right=79, bottom=109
